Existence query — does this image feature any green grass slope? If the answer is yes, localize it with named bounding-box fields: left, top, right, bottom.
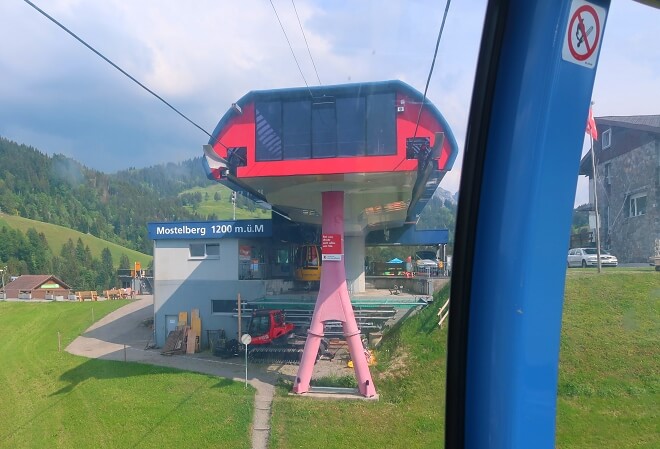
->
left=0, top=301, right=253, bottom=449
left=179, top=184, right=270, bottom=220
left=0, top=212, right=151, bottom=266
left=557, top=271, right=659, bottom=448
left=270, top=271, right=659, bottom=449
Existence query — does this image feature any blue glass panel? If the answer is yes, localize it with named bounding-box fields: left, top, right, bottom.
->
left=336, top=96, right=366, bottom=156
left=283, top=100, right=311, bottom=159
left=366, top=93, right=396, bottom=155
left=312, top=102, right=337, bottom=158
left=255, top=101, right=282, bottom=161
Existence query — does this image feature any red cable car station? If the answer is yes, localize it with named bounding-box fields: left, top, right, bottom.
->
left=203, top=80, right=458, bottom=396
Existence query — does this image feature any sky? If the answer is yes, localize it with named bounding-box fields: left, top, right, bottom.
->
left=0, top=0, right=658, bottom=206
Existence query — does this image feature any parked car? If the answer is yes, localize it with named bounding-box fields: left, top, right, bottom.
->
left=415, top=250, right=440, bottom=274
left=567, top=248, right=618, bottom=268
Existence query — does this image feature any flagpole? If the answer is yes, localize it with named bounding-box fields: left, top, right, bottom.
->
left=589, top=133, right=602, bottom=273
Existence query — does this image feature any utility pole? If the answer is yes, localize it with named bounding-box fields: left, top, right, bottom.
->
left=231, top=191, right=237, bottom=221
left=589, top=131, right=602, bottom=273
left=0, top=266, right=6, bottom=295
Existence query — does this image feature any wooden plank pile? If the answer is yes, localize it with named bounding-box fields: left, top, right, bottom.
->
left=161, top=309, right=202, bottom=355
left=161, top=328, right=187, bottom=355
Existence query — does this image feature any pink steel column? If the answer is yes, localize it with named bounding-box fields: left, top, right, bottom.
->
left=293, top=191, right=377, bottom=397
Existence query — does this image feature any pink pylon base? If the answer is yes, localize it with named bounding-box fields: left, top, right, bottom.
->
left=293, top=191, right=376, bottom=397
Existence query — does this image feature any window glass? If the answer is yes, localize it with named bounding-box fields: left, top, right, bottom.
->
left=628, top=193, right=647, bottom=217
left=256, top=101, right=282, bottom=161
left=211, top=299, right=235, bottom=314
left=206, top=243, right=220, bottom=257
left=602, top=128, right=612, bottom=149
left=336, top=96, right=366, bottom=156
left=189, top=243, right=205, bottom=258
left=282, top=100, right=311, bottom=159
left=312, top=102, right=337, bottom=158
left=366, top=93, right=396, bottom=155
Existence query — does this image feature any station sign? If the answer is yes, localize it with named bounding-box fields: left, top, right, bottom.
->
left=322, top=233, right=343, bottom=261
left=148, top=219, right=272, bottom=240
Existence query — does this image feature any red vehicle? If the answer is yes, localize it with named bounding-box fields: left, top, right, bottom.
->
left=248, top=309, right=295, bottom=345
left=246, top=309, right=329, bottom=363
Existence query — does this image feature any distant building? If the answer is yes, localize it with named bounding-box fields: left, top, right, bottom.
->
left=579, top=115, right=659, bottom=263
left=2, top=275, right=71, bottom=300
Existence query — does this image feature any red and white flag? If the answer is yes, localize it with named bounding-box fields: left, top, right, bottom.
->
left=586, top=106, right=598, bottom=140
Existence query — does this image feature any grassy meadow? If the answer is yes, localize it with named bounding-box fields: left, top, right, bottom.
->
left=178, top=184, right=270, bottom=220
left=0, top=212, right=151, bottom=267
left=269, top=270, right=659, bottom=449
left=0, top=300, right=253, bottom=449
left=0, top=269, right=656, bottom=448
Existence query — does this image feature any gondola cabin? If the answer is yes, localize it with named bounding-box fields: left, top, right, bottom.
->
left=204, top=80, right=458, bottom=234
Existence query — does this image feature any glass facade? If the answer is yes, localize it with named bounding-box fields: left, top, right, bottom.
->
left=255, top=93, right=396, bottom=161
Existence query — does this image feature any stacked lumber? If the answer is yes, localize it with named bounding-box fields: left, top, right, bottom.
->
left=189, top=309, right=202, bottom=353
left=162, top=309, right=204, bottom=355
left=161, top=327, right=187, bottom=355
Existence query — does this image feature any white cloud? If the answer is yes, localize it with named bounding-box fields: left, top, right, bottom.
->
left=0, top=0, right=657, bottom=194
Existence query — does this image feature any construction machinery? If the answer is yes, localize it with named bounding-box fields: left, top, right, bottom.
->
left=242, top=309, right=329, bottom=364
left=293, top=244, right=322, bottom=289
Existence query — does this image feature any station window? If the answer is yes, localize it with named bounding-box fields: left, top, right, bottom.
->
left=189, top=243, right=220, bottom=259
left=366, top=93, right=396, bottom=155
left=255, top=101, right=283, bottom=161
left=336, top=96, right=366, bottom=156
left=255, top=92, right=396, bottom=161
left=211, top=299, right=235, bottom=314
left=282, top=100, right=312, bottom=159
left=312, top=101, right=338, bottom=157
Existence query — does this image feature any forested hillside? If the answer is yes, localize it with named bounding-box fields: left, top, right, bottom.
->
left=0, top=137, right=209, bottom=254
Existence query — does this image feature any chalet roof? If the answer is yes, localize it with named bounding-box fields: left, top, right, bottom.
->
left=579, top=114, right=659, bottom=176
left=595, top=115, right=660, bottom=133
left=3, top=275, right=71, bottom=291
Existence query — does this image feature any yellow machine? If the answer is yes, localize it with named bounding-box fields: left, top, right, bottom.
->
left=293, top=244, right=322, bottom=283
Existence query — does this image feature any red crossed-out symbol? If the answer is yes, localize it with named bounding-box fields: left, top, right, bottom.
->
left=568, top=5, right=600, bottom=61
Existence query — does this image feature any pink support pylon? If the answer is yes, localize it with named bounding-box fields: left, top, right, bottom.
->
left=293, top=191, right=377, bottom=397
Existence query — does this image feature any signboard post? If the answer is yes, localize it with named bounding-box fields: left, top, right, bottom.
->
left=240, top=333, right=252, bottom=388
left=321, top=233, right=343, bottom=261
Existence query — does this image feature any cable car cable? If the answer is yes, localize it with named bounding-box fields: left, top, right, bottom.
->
left=269, top=0, right=314, bottom=98
left=412, top=0, right=453, bottom=141
left=291, top=0, right=322, bottom=86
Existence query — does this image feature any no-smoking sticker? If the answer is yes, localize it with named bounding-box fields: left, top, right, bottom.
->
left=562, top=0, right=607, bottom=68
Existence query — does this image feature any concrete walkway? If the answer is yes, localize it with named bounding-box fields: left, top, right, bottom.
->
left=66, top=296, right=278, bottom=449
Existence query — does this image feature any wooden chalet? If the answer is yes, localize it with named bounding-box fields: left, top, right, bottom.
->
left=2, top=275, right=71, bottom=300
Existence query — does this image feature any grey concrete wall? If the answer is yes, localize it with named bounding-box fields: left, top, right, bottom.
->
left=344, top=235, right=366, bottom=293
left=153, top=238, right=257, bottom=347
left=153, top=278, right=266, bottom=347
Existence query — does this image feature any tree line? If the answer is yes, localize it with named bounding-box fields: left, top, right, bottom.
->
left=0, top=225, right=128, bottom=292
left=0, top=137, right=209, bottom=254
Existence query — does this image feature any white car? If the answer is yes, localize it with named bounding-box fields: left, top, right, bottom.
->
left=415, top=250, right=440, bottom=274
left=567, top=248, right=618, bottom=268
